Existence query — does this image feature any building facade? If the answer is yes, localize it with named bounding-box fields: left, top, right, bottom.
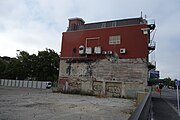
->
left=59, top=17, right=156, bottom=98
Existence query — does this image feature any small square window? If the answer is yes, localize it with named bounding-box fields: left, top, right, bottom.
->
left=109, top=35, right=121, bottom=45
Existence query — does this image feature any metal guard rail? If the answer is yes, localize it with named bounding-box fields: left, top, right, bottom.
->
left=128, top=89, right=152, bottom=120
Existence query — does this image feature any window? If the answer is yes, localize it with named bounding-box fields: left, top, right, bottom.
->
left=101, top=23, right=106, bottom=28
left=109, top=35, right=120, bottom=45
left=112, top=22, right=117, bottom=27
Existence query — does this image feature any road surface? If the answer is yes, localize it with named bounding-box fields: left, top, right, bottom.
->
left=152, top=87, right=180, bottom=120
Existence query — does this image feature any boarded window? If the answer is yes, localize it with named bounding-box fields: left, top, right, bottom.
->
left=109, top=35, right=121, bottom=45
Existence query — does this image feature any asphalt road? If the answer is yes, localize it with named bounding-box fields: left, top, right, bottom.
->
left=161, top=87, right=179, bottom=110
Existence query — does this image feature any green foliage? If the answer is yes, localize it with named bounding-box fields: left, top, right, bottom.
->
left=161, top=77, right=176, bottom=88
left=0, top=58, right=8, bottom=78
left=0, top=49, right=59, bottom=81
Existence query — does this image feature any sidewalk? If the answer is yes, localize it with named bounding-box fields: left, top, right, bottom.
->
left=152, top=92, right=180, bottom=120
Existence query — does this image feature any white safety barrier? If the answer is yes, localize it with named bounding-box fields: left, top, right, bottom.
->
left=0, top=79, right=51, bottom=89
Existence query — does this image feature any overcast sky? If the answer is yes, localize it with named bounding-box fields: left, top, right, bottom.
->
left=0, top=0, right=180, bottom=79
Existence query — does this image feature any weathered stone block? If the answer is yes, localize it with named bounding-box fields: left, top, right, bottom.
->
left=59, top=58, right=148, bottom=98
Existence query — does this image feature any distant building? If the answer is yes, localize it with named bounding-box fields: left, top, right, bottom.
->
left=59, top=17, right=156, bottom=98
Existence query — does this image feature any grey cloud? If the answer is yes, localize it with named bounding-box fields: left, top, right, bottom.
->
left=0, top=0, right=180, bottom=79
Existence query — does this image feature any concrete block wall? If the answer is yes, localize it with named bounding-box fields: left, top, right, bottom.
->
left=59, top=58, right=148, bottom=98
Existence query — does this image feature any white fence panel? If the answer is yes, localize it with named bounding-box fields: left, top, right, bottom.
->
left=15, top=80, right=19, bottom=87
left=8, top=80, right=11, bottom=86
left=23, top=81, right=28, bottom=87
left=1, top=79, right=50, bottom=90
left=19, top=81, right=23, bottom=87
left=12, top=80, right=16, bottom=87
left=37, top=81, right=41, bottom=88
left=1, top=79, right=5, bottom=85
left=32, top=81, right=37, bottom=88
left=4, top=80, right=8, bottom=86
left=41, top=82, right=47, bottom=89
left=28, top=81, right=33, bottom=88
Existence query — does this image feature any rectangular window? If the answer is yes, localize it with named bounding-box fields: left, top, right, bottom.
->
left=109, top=35, right=120, bottom=45
left=112, top=22, right=117, bottom=27
left=101, top=23, right=106, bottom=28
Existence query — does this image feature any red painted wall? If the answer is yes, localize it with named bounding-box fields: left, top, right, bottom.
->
left=61, top=24, right=148, bottom=60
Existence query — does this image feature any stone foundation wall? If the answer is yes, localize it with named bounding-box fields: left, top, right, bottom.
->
left=58, top=58, right=148, bottom=98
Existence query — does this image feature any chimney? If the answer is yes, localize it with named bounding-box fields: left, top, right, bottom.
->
left=68, top=18, right=85, bottom=31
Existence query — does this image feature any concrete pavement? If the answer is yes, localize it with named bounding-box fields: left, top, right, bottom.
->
left=0, top=86, right=134, bottom=120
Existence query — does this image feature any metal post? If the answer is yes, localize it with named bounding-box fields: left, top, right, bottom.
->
left=177, top=85, right=180, bottom=116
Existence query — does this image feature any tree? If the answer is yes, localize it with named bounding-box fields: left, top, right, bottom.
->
left=6, top=58, right=22, bottom=79
left=164, top=77, right=171, bottom=87
left=17, top=51, right=31, bottom=79
left=36, top=49, right=59, bottom=81
left=0, top=48, right=59, bottom=81
left=0, top=58, right=8, bottom=78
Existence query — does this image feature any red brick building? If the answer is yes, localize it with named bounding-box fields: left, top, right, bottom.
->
left=59, top=17, right=156, bottom=98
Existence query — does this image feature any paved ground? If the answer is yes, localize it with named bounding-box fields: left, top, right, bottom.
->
left=0, top=86, right=135, bottom=120
left=152, top=87, right=180, bottom=120
left=161, top=87, right=179, bottom=109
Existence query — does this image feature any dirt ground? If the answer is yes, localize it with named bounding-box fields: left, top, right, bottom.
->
left=0, top=86, right=135, bottom=120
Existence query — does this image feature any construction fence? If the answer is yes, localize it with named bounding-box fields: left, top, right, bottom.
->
left=0, top=79, right=50, bottom=89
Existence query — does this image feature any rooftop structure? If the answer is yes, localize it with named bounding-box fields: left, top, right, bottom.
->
left=67, top=17, right=148, bottom=31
